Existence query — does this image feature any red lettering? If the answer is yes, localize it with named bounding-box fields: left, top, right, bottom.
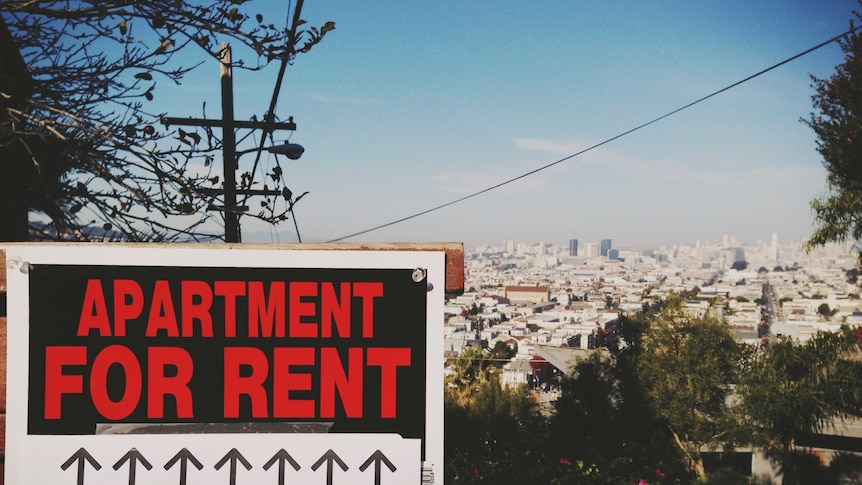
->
left=354, top=282, right=383, bottom=338
left=78, top=280, right=111, bottom=336
left=44, top=346, right=86, bottom=419
left=321, top=282, right=350, bottom=338
left=273, top=347, right=315, bottom=418
left=223, top=347, right=269, bottom=418
left=367, top=348, right=411, bottom=418
left=147, top=347, right=194, bottom=418
left=113, top=279, right=144, bottom=337
left=320, top=347, right=363, bottom=418
left=215, top=281, right=245, bottom=338
left=248, top=281, right=285, bottom=338
left=181, top=280, right=213, bottom=337
left=146, top=280, right=179, bottom=337
left=289, top=282, right=318, bottom=338
left=90, top=345, right=142, bottom=420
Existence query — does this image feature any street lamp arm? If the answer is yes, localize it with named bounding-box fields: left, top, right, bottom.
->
left=235, top=142, right=304, bottom=160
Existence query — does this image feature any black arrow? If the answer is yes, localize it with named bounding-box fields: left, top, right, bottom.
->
left=263, top=449, right=301, bottom=485
left=113, top=448, right=153, bottom=485
left=359, top=450, right=397, bottom=485
left=214, top=448, right=252, bottom=485
left=311, top=449, right=348, bottom=485
left=165, top=448, right=204, bottom=485
left=61, top=448, right=101, bottom=485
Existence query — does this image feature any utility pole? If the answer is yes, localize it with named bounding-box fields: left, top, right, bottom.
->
left=161, top=43, right=297, bottom=243
left=220, top=44, right=239, bottom=242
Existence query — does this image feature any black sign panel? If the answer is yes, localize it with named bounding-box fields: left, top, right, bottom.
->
left=27, top=265, right=427, bottom=445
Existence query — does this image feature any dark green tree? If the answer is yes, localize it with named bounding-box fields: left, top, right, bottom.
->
left=736, top=328, right=862, bottom=484
left=0, top=1, right=333, bottom=241
left=633, top=296, right=742, bottom=480
left=445, top=376, right=551, bottom=485
left=805, top=9, right=862, bottom=251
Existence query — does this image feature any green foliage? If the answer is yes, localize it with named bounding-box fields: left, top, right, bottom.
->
left=736, top=328, right=862, bottom=481
left=550, top=351, right=690, bottom=484
left=488, top=340, right=515, bottom=362
left=818, top=302, right=837, bottom=318
left=444, top=295, right=862, bottom=484
left=805, top=11, right=862, bottom=250
left=730, top=261, right=748, bottom=271
left=445, top=355, right=551, bottom=484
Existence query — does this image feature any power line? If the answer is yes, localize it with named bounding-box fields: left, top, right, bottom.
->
left=328, top=26, right=859, bottom=243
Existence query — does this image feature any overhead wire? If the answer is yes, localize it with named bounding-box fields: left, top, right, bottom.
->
left=327, top=26, right=860, bottom=243
left=239, top=0, right=305, bottom=242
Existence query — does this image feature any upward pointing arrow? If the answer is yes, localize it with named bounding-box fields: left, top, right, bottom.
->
left=113, top=448, right=153, bottom=485
left=61, top=448, right=101, bottom=485
left=359, top=450, right=397, bottom=485
left=214, top=448, right=252, bottom=485
left=263, top=449, right=301, bottom=485
left=311, top=449, right=348, bottom=485
left=165, top=448, right=204, bottom=485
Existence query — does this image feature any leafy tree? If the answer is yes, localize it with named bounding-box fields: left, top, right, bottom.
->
left=445, top=376, right=551, bottom=485
left=804, top=10, right=862, bottom=251
left=550, top=350, right=690, bottom=484
left=847, top=267, right=860, bottom=284
left=736, top=328, right=862, bottom=484
left=445, top=346, right=492, bottom=401
left=0, top=1, right=333, bottom=241
left=818, top=302, right=836, bottom=319
left=488, top=340, right=515, bottom=363
left=730, top=261, right=748, bottom=271
left=633, top=295, right=742, bottom=479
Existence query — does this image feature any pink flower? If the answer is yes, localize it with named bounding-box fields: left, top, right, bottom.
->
left=638, top=479, right=649, bottom=485
left=655, top=468, right=666, bottom=478
left=559, top=457, right=572, bottom=465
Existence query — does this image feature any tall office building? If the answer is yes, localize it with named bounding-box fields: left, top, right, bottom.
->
left=600, top=238, right=612, bottom=257
left=770, top=233, right=778, bottom=261
left=568, top=238, right=579, bottom=257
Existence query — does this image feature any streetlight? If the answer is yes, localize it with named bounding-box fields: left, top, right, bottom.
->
left=193, top=142, right=305, bottom=242
left=235, top=141, right=305, bottom=160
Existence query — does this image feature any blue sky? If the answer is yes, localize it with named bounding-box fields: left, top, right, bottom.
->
left=160, top=1, right=861, bottom=249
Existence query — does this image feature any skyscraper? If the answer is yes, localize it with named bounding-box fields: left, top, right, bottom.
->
left=770, top=233, right=778, bottom=261
left=569, top=238, right=578, bottom=257
left=600, top=238, right=612, bottom=257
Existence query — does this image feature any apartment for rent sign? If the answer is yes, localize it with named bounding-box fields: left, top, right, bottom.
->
left=29, top=264, right=426, bottom=436
left=5, top=247, right=444, bottom=485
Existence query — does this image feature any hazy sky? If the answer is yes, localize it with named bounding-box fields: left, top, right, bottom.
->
left=160, top=1, right=861, bottom=249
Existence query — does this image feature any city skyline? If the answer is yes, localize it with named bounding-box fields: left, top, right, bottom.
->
left=160, top=1, right=859, bottom=248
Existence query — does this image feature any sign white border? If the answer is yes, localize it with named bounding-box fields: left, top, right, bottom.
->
left=4, top=245, right=445, bottom=485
